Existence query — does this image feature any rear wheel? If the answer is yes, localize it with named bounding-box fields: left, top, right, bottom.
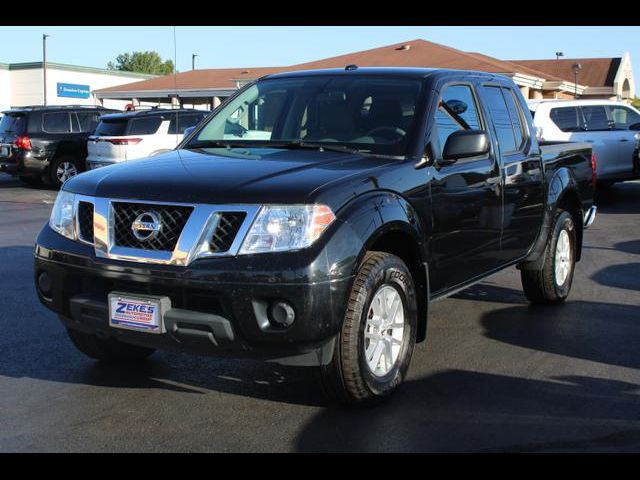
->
left=49, top=155, right=82, bottom=188
left=521, top=210, right=576, bottom=304
left=66, top=328, right=155, bottom=364
left=318, top=252, right=417, bottom=405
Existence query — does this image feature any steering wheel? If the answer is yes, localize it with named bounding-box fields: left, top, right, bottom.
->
left=365, top=126, right=407, bottom=141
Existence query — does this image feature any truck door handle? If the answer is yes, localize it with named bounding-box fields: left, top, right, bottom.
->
left=619, top=138, right=630, bottom=142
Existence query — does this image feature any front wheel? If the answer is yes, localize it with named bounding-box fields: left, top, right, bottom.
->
left=318, top=252, right=418, bottom=405
left=521, top=210, right=576, bottom=304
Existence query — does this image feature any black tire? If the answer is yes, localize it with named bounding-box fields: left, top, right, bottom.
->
left=318, top=252, right=418, bottom=405
left=49, top=155, right=82, bottom=189
left=521, top=210, right=576, bottom=304
left=66, top=328, right=155, bottom=364
left=18, top=175, right=42, bottom=185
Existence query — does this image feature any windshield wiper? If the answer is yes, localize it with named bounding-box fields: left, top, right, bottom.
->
left=261, top=140, right=363, bottom=155
left=186, top=140, right=251, bottom=149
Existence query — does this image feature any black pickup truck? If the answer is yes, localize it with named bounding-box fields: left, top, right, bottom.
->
left=34, top=68, right=596, bottom=405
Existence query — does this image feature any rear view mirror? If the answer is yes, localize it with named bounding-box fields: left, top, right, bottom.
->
left=445, top=99, right=468, bottom=115
left=183, top=126, right=196, bottom=139
left=441, top=130, right=490, bottom=165
left=317, top=91, right=347, bottom=104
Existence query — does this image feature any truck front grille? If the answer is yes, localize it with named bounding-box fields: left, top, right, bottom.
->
left=210, top=212, right=247, bottom=252
left=113, top=202, right=193, bottom=252
left=77, top=201, right=94, bottom=244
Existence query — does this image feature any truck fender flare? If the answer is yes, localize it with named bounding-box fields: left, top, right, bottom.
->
left=520, top=167, right=579, bottom=270
left=338, top=191, right=430, bottom=341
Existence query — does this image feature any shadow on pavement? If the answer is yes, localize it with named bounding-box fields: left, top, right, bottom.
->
left=294, top=369, right=640, bottom=452
left=591, top=263, right=640, bottom=292
left=480, top=300, right=640, bottom=370
left=596, top=181, right=640, bottom=214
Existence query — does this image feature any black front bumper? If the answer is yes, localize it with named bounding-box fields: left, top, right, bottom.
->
left=34, top=225, right=355, bottom=366
left=34, top=226, right=353, bottom=365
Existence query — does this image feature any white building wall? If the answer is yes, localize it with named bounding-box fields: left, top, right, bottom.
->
left=0, top=63, right=154, bottom=111
left=0, top=68, right=10, bottom=110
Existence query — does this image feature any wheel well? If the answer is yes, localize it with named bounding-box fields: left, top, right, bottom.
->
left=557, top=190, right=583, bottom=261
left=369, top=230, right=429, bottom=343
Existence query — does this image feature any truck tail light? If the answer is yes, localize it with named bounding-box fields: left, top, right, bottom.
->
left=14, top=135, right=32, bottom=151
left=105, top=138, right=143, bottom=145
left=591, top=153, right=597, bottom=190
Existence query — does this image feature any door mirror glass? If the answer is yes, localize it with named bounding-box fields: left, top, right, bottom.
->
left=441, top=129, right=490, bottom=164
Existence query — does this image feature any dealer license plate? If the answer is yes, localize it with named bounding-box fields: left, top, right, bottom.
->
left=108, top=292, right=170, bottom=334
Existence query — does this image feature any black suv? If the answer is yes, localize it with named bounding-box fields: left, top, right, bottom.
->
left=0, top=105, right=118, bottom=188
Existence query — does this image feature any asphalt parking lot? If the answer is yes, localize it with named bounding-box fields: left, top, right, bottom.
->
left=0, top=173, right=638, bottom=452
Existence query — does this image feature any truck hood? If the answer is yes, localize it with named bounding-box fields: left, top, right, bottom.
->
left=64, top=147, right=397, bottom=208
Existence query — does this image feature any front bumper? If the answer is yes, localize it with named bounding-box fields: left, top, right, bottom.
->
left=34, top=225, right=355, bottom=366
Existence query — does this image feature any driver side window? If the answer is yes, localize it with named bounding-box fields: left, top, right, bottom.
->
left=434, top=84, right=482, bottom=158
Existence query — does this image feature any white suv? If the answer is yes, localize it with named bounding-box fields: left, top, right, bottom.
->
left=529, top=99, right=640, bottom=185
left=87, top=109, right=208, bottom=170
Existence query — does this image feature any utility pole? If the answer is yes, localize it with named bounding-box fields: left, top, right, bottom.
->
left=192, top=53, right=198, bottom=71
left=43, top=34, right=50, bottom=105
left=573, top=63, right=582, bottom=99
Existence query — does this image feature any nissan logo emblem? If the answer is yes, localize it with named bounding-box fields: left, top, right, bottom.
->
left=131, top=211, right=162, bottom=241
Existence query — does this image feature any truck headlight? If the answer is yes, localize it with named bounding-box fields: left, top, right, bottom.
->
left=49, top=190, right=76, bottom=240
left=239, top=205, right=335, bottom=254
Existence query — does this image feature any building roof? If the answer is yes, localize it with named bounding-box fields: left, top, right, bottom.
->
left=508, top=58, right=621, bottom=87
left=94, top=39, right=621, bottom=97
left=0, top=61, right=156, bottom=78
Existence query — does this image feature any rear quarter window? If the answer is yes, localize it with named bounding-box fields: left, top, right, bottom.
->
left=168, top=113, right=207, bottom=134
left=95, top=119, right=128, bottom=136
left=128, top=117, right=163, bottom=135
left=549, top=107, right=582, bottom=132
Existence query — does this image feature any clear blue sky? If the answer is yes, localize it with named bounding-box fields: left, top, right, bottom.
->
left=1, top=26, right=638, bottom=89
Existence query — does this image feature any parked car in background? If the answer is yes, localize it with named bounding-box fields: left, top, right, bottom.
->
left=529, top=99, right=640, bottom=187
left=0, top=105, right=118, bottom=188
left=35, top=68, right=595, bottom=405
left=86, top=109, right=209, bottom=170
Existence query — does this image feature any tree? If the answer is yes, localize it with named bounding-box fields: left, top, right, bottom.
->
left=631, top=97, right=640, bottom=109
left=108, top=51, right=174, bottom=75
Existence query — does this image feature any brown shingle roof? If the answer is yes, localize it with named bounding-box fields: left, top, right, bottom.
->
left=95, top=39, right=618, bottom=95
left=508, top=58, right=621, bottom=87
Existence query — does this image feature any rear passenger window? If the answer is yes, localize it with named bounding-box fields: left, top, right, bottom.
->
left=550, top=107, right=582, bottom=132
left=128, top=117, right=162, bottom=135
left=168, top=114, right=206, bottom=134
left=42, top=112, right=71, bottom=133
left=481, top=86, right=517, bottom=153
left=582, top=105, right=610, bottom=131
left=502, top=88, right=526, bottom=150
left=434, top=84, right=482, bottom=158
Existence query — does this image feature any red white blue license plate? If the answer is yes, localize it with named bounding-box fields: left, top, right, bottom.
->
left=108, top=293, right=169, bottom=334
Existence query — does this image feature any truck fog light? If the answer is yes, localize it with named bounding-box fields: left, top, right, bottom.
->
left=38, top=271, right=53, bottom=299
left=268, top=301, right=295, bottom=328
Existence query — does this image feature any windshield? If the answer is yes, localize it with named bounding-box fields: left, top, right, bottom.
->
left=0, top=113, right=27, bottom=135
left=188, top=75, right=424, bottom=156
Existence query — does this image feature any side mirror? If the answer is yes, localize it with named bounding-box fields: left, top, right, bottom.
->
left=441, top=130, right=490, bottom=165
left=183, top=126, right=196, bottom=140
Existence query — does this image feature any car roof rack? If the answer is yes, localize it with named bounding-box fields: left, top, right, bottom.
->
left=6, top=104, right=113, bottom=111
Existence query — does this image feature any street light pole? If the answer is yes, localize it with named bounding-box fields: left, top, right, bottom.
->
left=42, top=34, right=50, bottom=105
left=573, top=63, right=582, bottom=99
left=192, top=53, right=198, bottom=71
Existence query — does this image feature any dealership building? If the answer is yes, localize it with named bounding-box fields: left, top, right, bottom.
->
left=0, top=61, right=155, bottom=111
left=94, top=39, right=636, bottom=109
